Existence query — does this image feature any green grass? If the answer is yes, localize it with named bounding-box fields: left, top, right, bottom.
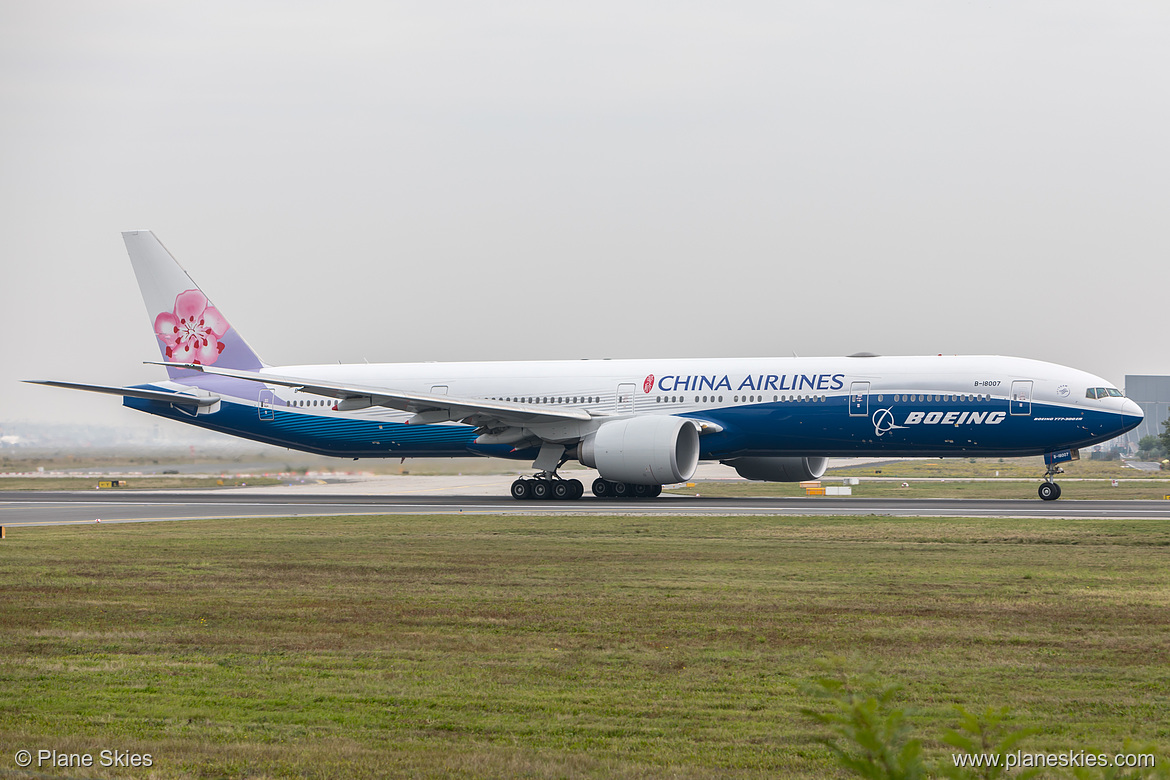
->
left=0, top=476, right=284, bottom=491
left=670, top=479, right=1170, bottom=500
left=827, top=455, right=1160, bottom=480
left=1, top=514, right=1168, bottom=778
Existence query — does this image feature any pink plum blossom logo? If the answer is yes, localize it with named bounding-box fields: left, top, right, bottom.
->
left=154, top=289, right=230, bottom=366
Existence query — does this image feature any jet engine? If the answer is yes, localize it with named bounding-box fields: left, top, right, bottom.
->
left=723, top=456, right=828, bottom=482
left=579, top=415, right=700, bottom=485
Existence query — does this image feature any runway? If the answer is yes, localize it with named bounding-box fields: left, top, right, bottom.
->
left=4, top=490, right=1170, bottom=527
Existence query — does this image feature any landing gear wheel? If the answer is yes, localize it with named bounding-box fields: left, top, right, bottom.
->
left=552, top=481, right=572, bottom=500
left=1053, top=483, right=1062, bottom=499
left=592, top=477, right=611, bottom=498
left=648, top=484, right=662, bottom=498
left=568, top=479, right=584, bottom=499
left=1038, top=482, right=1059, bottom=501
left=612, top=481, right=630, bottom=498
left=531, top=480, right=551, bottom=500
left=510, top=479, right=531, bottom=500
left=633, top=484, right=651, bottom=498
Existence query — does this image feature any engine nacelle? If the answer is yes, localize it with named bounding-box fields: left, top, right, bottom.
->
left=724, top=456, right=828, bottom=482
left=579, top=415, right=700, bottom=485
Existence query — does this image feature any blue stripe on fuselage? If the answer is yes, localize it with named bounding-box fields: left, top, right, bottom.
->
left=122, top=397, right=534, bottom=460
left=124, top=393, right=1138, bottom=461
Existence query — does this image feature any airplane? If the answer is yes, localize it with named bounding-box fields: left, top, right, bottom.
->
left=29, top=231, right=1143, bottom=502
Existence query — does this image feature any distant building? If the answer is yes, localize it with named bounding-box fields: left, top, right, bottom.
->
left=1123, top=375, right=1170, bottom=447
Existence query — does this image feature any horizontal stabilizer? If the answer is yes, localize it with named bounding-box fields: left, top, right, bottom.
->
left=25, top=380, right=221, bottom=408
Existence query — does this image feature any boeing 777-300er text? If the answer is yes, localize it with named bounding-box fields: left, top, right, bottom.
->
left=29, top=231, right=1143, bottom=501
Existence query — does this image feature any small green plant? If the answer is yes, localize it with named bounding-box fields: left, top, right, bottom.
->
left=801, top=659, right=926, bottom=780
left=802, top=662, right=1044, bottom=780
left=939, top=706, right=1038, bottom=779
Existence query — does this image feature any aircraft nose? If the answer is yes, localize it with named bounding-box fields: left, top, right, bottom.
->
left=1122, top=397, right=1144, bottom=420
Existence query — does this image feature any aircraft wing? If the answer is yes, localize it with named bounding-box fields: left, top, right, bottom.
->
left=25, top=380, right=221, bottom=409
left=148, top=362, right=595, bottom=427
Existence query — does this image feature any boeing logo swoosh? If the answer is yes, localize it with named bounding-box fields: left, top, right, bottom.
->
left=872, top=408, right=908, bottom=436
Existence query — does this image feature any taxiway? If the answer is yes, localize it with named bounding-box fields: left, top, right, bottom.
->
left=4, top=490, right=1170, bottom=527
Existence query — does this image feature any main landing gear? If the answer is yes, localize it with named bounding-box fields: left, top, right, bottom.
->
left=1038, top=464, right=1064, bottom=501
left=591, top=478, right=662, bottom=499
left=507, top=475, right=665, bottom=500
left=510, top=475, right=584, bottom=501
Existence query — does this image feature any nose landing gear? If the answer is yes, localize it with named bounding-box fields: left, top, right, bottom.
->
left=1038, top=464, right=1064, bottom=501
left=1038, top=481, right=1062, bottom=501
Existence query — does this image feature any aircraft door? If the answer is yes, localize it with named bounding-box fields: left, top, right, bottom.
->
left=1010, top=380, right=1033, bottom=416
left=849, top=381, right=870, bottom=417
left=258, top=388, right=275, bottom=421
left=616, top=383, right=636, bottom=414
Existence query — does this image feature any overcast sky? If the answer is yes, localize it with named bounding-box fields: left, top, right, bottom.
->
left=3, top=1, right=1167, bottom=428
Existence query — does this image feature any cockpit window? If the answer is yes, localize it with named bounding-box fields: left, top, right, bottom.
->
left=1086, top=387, right=1124, bottom=400
left=1106, top=388, right=1123, bottom=397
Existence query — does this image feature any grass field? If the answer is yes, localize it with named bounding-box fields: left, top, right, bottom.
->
left=669, top=479, right=1170, bottom=500
left=826, top=455, right=1164, bottom=480
left=667, top=455, right=1170, bottom=500
left=2, top=514, right=1168, bottom=778
left=0, top=476, right=286, bottom=491
left=0, top=453, right=531, bottom=477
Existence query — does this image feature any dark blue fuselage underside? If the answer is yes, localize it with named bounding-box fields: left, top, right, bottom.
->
left=124, top=395, right=1138, bottom=461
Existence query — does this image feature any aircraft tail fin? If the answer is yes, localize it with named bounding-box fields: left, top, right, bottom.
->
left=122, top=231, right=264, bottom=381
